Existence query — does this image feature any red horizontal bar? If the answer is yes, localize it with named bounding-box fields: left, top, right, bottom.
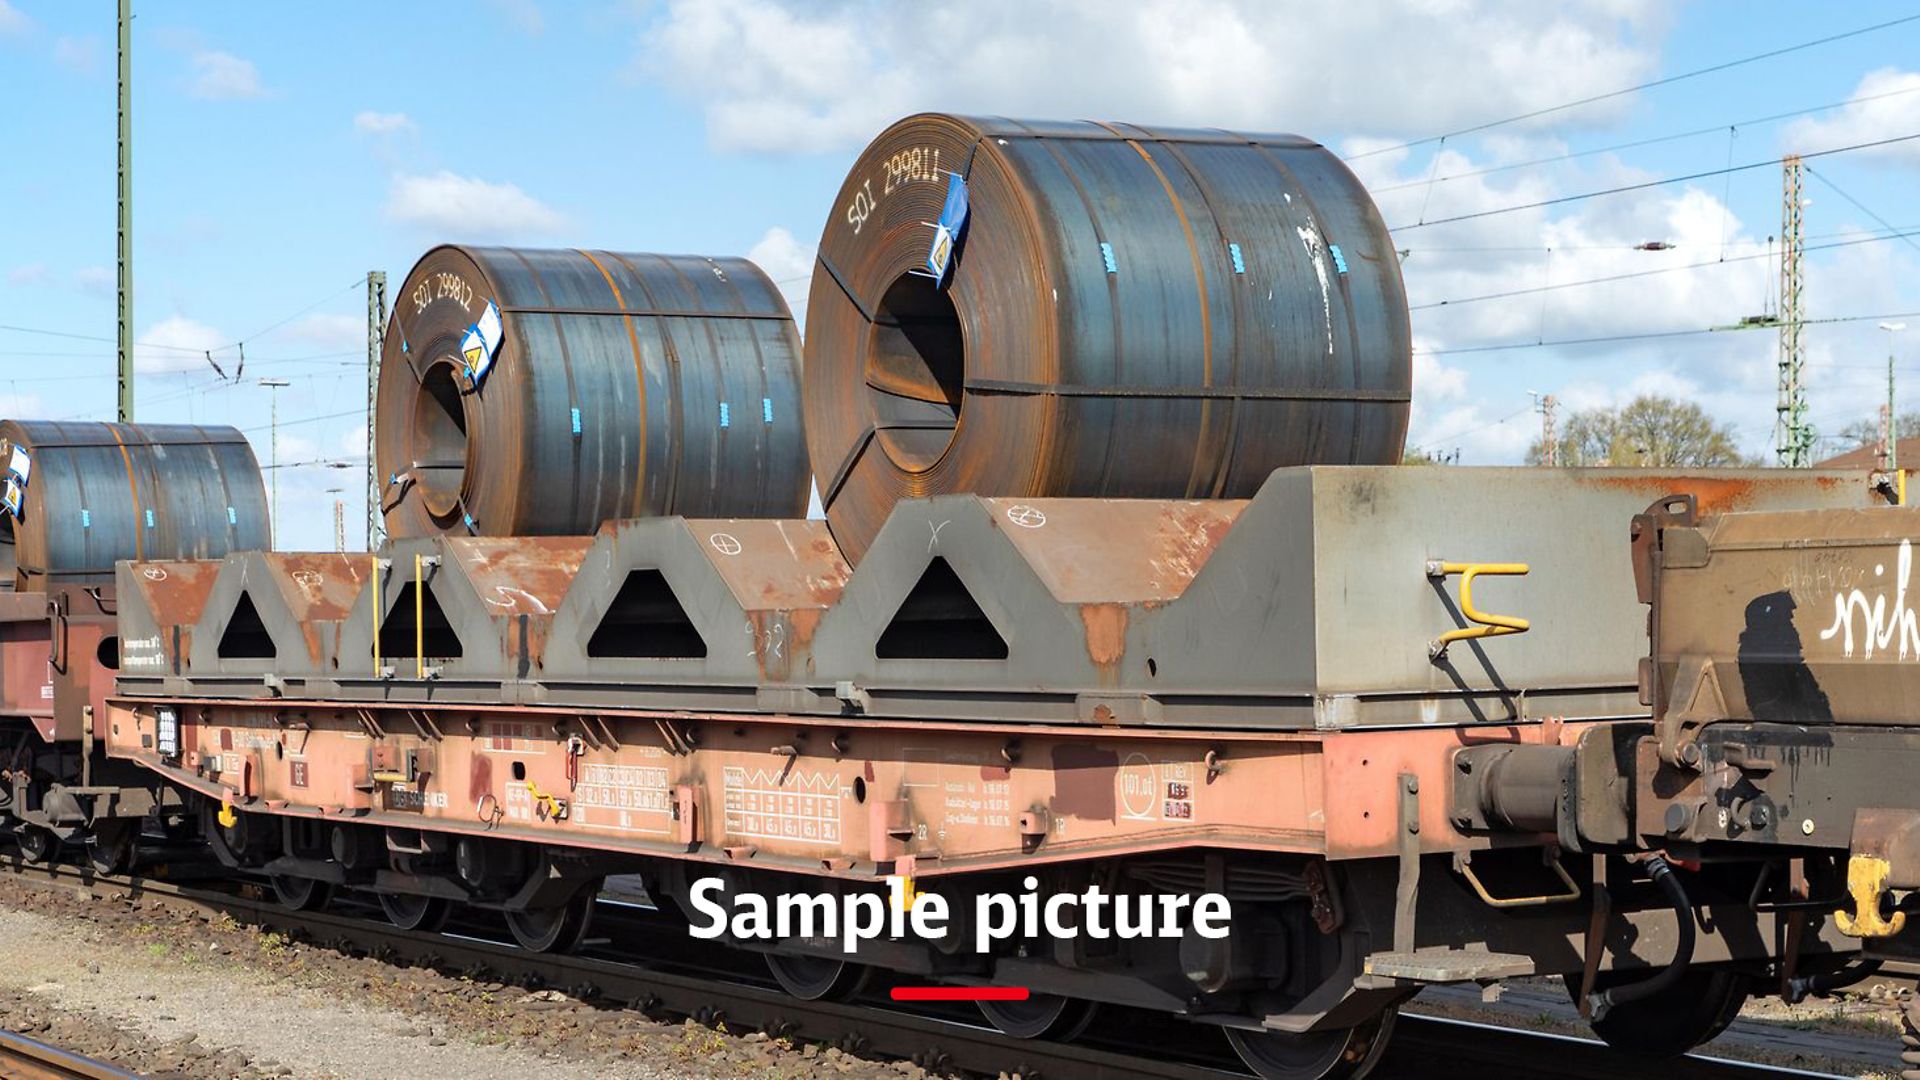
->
left=890, top=986, right=1030, bottom=1002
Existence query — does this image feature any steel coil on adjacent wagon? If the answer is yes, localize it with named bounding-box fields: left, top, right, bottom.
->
left=0, top=420, right=268, bottom=589
left=376, top=245, right=809, bottom=538
left=803, top=113, right=1412, bottom=561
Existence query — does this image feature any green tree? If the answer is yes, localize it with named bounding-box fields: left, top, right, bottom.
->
left=1527, top=395, right=1756, bottom=467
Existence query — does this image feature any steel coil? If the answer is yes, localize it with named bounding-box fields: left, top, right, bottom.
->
left=0, top=420, right=268, bottom=589
left=803, top=114, right=1411, bottom=561
left=376, top=245, right=809, bottom=538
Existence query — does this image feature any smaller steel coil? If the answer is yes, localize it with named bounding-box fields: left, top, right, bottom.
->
left=376, top=245, right=809, bottom=539
left=0, top=420, right=269, bottom=589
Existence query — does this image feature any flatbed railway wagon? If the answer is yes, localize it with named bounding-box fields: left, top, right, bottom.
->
left=97, top=466, right=1884, bottom=1079
left=6, top=110, right=1914, bottom=1080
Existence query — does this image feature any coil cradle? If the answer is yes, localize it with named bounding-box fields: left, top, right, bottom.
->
left=0, top=420, right=268, bottom=590
left=803, top=114, right=1412, bottom=561
left=377, top=245, right=810, bottom=539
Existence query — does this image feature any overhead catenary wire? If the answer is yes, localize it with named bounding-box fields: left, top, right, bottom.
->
left=1346, top=12, right=1920, bottom=164
left=1405, top=405, right=1534, bottom=455
left=1367, top=79, right=1920, bottom=195
left=1390, top=130, right=1920, bottom=232
left=1415, top=308, right=1920, bottom=357
left=1804, top=165, right=1920, bottom=258
left=1409, top=228, right=1920, bottom=312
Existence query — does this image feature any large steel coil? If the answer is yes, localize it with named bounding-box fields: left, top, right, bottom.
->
left=803, top=114, right=1411, bottom=561
left=0, top=420, right=268, bottom=589
left=376, top=245, right=809, bottom=538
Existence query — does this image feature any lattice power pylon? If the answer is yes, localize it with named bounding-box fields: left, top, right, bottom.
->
left=1774, top=153, right=1812, bottom=466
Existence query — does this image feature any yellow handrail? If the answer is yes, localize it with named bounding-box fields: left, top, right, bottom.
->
left=1429, top=561, right=1530, bottom=658
left=370, top=553, right=383, bottom=674
left=414, top=551, right=425, bottom=680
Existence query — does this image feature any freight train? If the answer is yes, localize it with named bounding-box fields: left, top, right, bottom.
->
left=2, top=114, right=1915, bottom=1080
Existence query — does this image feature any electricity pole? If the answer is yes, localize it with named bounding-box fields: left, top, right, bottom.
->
left=365, top=271, right=386, bottom=551
left=259, top=378, right=290, bottom=546
left=1774, top=154, right=1811, bottom=466
left=116, top=0, right=133, bottom=422
left=1530, top=391, right=1559, bottom=466
left=327, top=487, right=346, bottom=552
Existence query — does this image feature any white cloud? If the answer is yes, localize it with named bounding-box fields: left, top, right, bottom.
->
left=1413, top=349, right=1468, bottom=403
left=1355, top=129, right=1920, bottom=465
left=73, top=266, right=112, bottom=296
left=632, top=0, right=1663, bottom=153
left=285, top=313, right=364, bottom=352
left=385, top=171, right=566, bottom=239
left=135, top=315, right=228, bottom=375
left=187, top=49, right=267, bottom=101
left=1784, top=68, right=1920, bottom=167
left=0, top=1, right=29, bottom=38
left=6, top=263, right=48, bottom=286
left=53, top=35, right=100, bottom=74
left=353, top=110, right=415, bottom=135
left=747, top=226, right=815, bottom=286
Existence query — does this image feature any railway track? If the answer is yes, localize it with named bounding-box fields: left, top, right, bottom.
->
left=0, top=856, right=1850, bottom=1080
left=0, top=1029, right=140, bottom=1080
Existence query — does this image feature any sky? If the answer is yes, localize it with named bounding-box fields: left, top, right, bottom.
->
left=3, top=1, right=1919, bottom=550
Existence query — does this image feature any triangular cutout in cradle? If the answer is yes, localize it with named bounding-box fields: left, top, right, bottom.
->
left=217, top=591, right=276, bottom=660
left=876, top=556, right=1007, bottom=660
left=378, top=581, right=464, bottom=661
left=587, top=568, right=707, bottom=659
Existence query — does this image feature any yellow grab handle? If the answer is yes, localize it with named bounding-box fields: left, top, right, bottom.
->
left=1429, top=561, right=1531, bottom=658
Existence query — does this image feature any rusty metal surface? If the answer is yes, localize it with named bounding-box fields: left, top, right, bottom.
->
left=0, top=420, right=267, bottom=588
left=543, top=517, right=850, bottom=696
left=185, top=553, right=371, bottom=686
left=804, top=114, right=1412, bottom=562
left=1140, top=467, right=1876, bottom=727
left=0, top=592, right=53, bottom=725
left=127, top=465, right=1879, bottom=730
left=103, top=694, right=1566, bottom=872
left=376, top=245, right=809, bottom=539
left=1646, top=504, right=1920, bottom=737
left=113, top=560, right=223, bottom=685
left=813, top=494, right=1241, bottom=719
left=332, top=535, right=593, bottom=691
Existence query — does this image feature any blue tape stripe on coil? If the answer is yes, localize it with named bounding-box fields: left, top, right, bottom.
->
left=1099, top=242, right=1117, bottom=274
left=1229, top=243, right=1245, bottom=274
left=571, top=407, right=582, bottom=436
left=144, top=508, right=154, bottom=529
left=1329, top=244, right=1348, bottom=274
left=719, top=402, right=731, bottom=428
left=80, top=509, right=90, bottom=528
left=763, top=398, right=773, bottom=423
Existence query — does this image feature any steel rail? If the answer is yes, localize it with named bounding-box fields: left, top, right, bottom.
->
left=0, top=1030, right=141, bottom=1080
left=0, top=857, right=1848, bottom=1080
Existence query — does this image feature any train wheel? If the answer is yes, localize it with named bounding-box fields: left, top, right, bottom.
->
left=378, top=892, right=452, bottom=933
left=505, top=885, right=597, bottom=953
left=976, top=993, right=1098, bottom=1040
left=1564, top=969, right=1748, bottom=1057
left=271, top=875, right=333, bottom=912
left=1224, top=1007, right=1397, bottom=1080
left=86, top=821, right=135, bottom=875
left=14, top=824, right=59, bottom=865
left=765, top=954, right=871, bottom=1002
